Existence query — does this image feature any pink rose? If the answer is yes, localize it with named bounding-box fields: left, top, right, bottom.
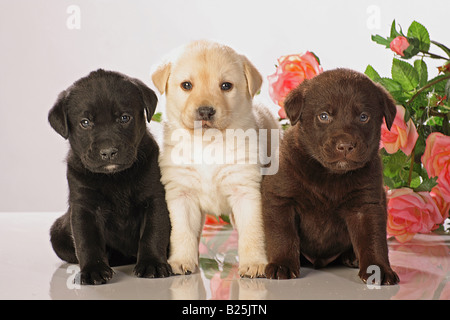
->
left=380, top=105, right=418, bottom=155
left=268, top=52, right=322, bottom=118
left=436, top=164, right=450, bottom=202
left=421, top=132, right=450, bottom=202
left=387, top=188, right=443, bottom=243
left=430, top=185, right=450, bottom=221
left=421, top=132, right=450, bottom=177
left=390, top=36, right=410, bottom=57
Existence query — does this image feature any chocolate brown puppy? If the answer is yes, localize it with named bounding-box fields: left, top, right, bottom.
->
left=262, top=68, right=399, bottom=285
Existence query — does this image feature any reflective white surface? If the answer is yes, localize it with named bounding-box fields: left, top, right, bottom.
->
left=0, top=212, right=448, bottom=300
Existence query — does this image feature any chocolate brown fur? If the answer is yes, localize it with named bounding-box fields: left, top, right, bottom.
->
left=262, top=68, right=399, bottom=285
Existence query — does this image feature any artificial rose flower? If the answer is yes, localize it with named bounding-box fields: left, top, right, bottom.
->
left=387, top=188, right=443, bottom=243
left=390, top=36, right=410, bottom=57
left=421, top=132, right=450, bottom=177
left=430, top=185, right=450, bottom=221
left=268, top=52, right=322, bottom=118
left=380, top=105, right=418, bottom=155
left=436, top=164, right=450, bottom=202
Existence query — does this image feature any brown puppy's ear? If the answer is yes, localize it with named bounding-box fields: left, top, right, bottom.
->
left=130, top=78, right=158, bottom=123
left=151, top=61, right=171, bottom=95
left=48, top=90, right=70, bottom=139
left=376, top=83, right=397, bottom=131
left=241, top=55, right=263, bottom=97
left=283, top=83, right=307, bottom=126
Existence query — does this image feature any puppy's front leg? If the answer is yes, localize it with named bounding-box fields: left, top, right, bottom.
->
left=262, top=200, right=300, bottom=280
left=166, top=190, right=203, bottom=275
left=70, top=206, right=114, bottom=285
left=134, top=197, right=172, bottom=278
left=345, top=204, right=399, bottom=285
left=228, top=187, right=267, bottom=278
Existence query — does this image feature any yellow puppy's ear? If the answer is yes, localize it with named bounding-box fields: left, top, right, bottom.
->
left=151, top=61, right=171, bottom=95
left=241, top=55, right=263, bottom=98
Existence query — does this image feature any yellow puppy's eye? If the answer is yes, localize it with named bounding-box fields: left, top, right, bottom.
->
left=181, top=81, right=193, bottom=91
left=220, top=82, right=233, bottom=91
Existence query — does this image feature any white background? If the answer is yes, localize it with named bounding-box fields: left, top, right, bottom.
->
left=1, top=0, right=448, bottom=212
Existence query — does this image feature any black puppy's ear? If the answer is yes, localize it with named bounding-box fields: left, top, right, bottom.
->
left=376, top=83, right=397, bottom=131
left=284, top=82, right=307, bottom=126
left=48, top=90, right=70, bottom=139
left=131, top=78, right=158, bottom=123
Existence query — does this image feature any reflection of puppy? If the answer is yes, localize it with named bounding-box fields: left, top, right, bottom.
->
left=152, top=40, right=279, bottom=277
left=49, top=69, right=171, bottom=285
left=263, top=69, right=399, bottom=285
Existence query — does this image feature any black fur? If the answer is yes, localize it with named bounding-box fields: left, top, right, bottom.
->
left=49, top=69, right=171, bottom=285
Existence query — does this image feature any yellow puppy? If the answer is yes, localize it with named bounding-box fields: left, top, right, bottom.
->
left=152, top=40, right=279, bottom=278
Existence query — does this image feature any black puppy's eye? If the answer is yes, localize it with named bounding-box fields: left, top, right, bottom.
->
left=181, top=81, right=193, bottom=91
left=119, top=114, right=131, bottom=124
left=359, top=113, right=369, bottom=123
left=221, top=82, right=233, bottom=91
left=318, top=112, right=331, bottom=123
left=80, top=118, right=91, bottom=128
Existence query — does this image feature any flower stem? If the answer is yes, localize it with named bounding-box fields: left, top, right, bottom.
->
left=407, top=74, right=450, bottom=106
left=420, top=51, right=448, bottom=60
left=407, top=146, right=415, bottom=187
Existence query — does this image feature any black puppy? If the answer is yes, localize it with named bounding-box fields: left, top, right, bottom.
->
left=49, top=69, right=171, bottom=285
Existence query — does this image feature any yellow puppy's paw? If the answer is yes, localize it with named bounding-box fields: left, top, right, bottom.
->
left=239, top=262, right=266, bottom=278
left=168, top=257, right=198, bottom=275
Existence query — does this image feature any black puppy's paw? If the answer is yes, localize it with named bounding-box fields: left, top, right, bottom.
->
left=78, top=262, right=114, bottom=285
left=134, top=260, right=172, bottom=278
left=265, top=263, right=299, bottom=280
left=359, top=264, right=400, bottom=285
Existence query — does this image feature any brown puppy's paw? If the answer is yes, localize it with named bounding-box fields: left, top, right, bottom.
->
left=359, top=265, right=399, bottom=285
left=265, top=263, right=299, bottom=280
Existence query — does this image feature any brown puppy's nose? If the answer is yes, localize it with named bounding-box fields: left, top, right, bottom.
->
left=100, top=147, right=118, bottom=160
left=197, top=106, right=216, bottom=120
left=336, top=142, right=355, bottom=154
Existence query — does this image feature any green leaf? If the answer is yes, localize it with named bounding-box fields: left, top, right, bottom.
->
left=379, top=77, right=402, bottom=95
left=151, top=112, right=162, bottom=123
left=364, top=65, right=381, bottom=82
left=407, top=21, right=430, bottom=52
left=391, top=58, right=419, bottom=91
left=382, top=150, right=408, bottom=178
left=390, top=20, right=403, bottom=38
left=401, top=38, right=421, bottom=59
left=371, top=34, right=391, bottom=48
left=413, top=176, right=438, bottom=192
left=414, top=59, right=428, bottom=87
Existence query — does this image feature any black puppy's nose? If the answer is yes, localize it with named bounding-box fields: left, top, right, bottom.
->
left=197, top=106, right=216, bottom=120
left=100, top=147, right=118, bottom=160
left=336, top=142, right=355, bottom=153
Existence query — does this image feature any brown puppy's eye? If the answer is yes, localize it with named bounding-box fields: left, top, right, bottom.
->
left=221, top=82, right=233, bottom=91
left=181, top=81, right=193, bottom=91
left=318, top=112, right=331, bottom=123
left=359, top=113, right=369, bottom=123
left=80, top=118, right=91, bottom=128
